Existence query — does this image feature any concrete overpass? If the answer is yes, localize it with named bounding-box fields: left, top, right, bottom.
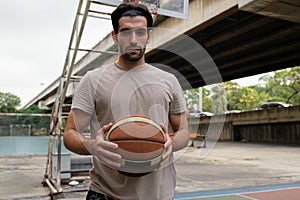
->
left=24, top=0, right=300, bottom=109
left=188, top=105, right=300, bottom=145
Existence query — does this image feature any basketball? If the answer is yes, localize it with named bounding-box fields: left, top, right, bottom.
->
left=105, top=115, right=166, bottom=176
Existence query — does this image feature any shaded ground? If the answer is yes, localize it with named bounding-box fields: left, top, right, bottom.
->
left=1, top=141, right=300, bottom=199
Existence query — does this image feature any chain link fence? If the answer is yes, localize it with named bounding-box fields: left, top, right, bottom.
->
left=0, top=115, right=50, bottom=136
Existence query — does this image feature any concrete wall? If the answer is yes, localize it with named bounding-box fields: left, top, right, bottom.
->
left=188, top=105, right=300, bottom=145
left=239, top=0, right=300, bottom=24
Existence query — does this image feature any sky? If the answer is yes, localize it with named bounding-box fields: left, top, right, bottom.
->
left=0, top=0, right=266, bottom=108
left=0, top=0, right=112, bottom=107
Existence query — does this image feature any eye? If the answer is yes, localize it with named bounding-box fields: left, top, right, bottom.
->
left=135, top=28, right=147, bottom=36
left=119, top=29, right=132, bottom=37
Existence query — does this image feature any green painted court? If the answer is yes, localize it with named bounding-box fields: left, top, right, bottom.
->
left=174, top=183, right=300, bottom=200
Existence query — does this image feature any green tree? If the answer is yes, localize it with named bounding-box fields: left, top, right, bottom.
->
left=210, top=84, right=226, bottom=114
left=19, top=104, right=47, bottom=114
left=184, top=87, right=213, bottom=112
left=202, top=87, right=212, bottom=112
left=223, top=81, right=240, bottom=110
left=222, top=81, right=270, bottom=111
left=231, top=87, right=269, bottom=110
left=184, top=88, right=199, bottom=110
left=18, top=105, right=51, bottom=135
left=0, top=92, right=21, bottom=113
left=261, top=66, right=300, bottom=105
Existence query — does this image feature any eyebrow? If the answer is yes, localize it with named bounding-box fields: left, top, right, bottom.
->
left=119, top=27, right=147, bottom=32
left=120, top=28, right=131, bottom=32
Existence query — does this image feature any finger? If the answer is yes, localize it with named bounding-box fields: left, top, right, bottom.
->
left=96, top=123, right=118, bottom=149
left=159, top=144, right=172, bottom=168
left=159, top=123, right=167, bottom=134
left=96, top=141, right=121, bottom=158
left=161, top=144, right=172, bottom=160
left=159, top=152, right=171, bottom=168
left=98, top=123, right=113, bottom=135
left=164, top=132, right=172, bottom=148
left=93, top=143, right=122, bottom=166
left=104, top=159, right=122, bottom=168
left=159, top=123, right=171, bottom=148
left=161, top=133, right=172, bottom=160
left=98, top=139, right=119, bottom=149
left=102, top=148, right=122, bottom=162
left=88, top=140, right=120, bottom=159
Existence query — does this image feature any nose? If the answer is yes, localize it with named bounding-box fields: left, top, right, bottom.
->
left=129, top=31, right=138, bottom=45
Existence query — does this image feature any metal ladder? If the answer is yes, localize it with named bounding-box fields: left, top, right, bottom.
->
left=42, top=0, right=118, bottom=196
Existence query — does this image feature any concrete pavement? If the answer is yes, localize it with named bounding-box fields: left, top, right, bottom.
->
left=175, top=141, right=300, bottom=193
left=1, top=141, right=300, bottom=199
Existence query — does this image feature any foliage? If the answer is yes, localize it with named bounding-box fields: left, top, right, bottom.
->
left=184, top=66, right=299, bottom=113
left=1, top=66, right=299, bottom=126
left=223, top=81, right=240, bottom=110
left=19, top=104, right=48, bottom=114
left=210, top=84, right=226, bottom=114
left=0, top=92, right=21, bottom=113
left=184, top=87, right=212, bottom=112
left=229, top=87, right=269, bottom=110
left=18, top=105, right=51, bottom=135
left=0, top=97, right=50, bottom=136
left=202, top=87, right=212, bottom=112
left=184, top=88, right=199, bottom=110
left=261, top=66, right=300, bottom=105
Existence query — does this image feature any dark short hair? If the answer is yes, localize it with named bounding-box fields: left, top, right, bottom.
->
left=111, top=3, right=153, bottom=34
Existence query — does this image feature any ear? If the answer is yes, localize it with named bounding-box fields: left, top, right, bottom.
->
left=147, top=29, right=153, bottom=44
left=112, top=30, right=118, bottom=44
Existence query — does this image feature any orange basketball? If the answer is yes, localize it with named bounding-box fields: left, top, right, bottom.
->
left=105, top=115, right=166, bottom=176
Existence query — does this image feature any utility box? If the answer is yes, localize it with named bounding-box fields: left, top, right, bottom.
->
left=52, top=153, right=71, bottom=180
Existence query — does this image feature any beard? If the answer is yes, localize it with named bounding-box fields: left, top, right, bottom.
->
left=120, top=45, right=146, bottom=62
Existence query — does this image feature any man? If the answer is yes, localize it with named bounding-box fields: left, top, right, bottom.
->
left=64, top=3, right=189, bottom=200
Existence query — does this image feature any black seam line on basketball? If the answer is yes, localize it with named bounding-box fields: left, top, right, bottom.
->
left=106, top=116, right=166, bottom=141
left=112, top=138, right=165, bottom=144
left=106, top=122, right=164, bottom=140
left=109, top=116, right=163, bottom=133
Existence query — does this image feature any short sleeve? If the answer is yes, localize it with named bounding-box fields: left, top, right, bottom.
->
left=169, top=76, right=187, bottom=114
left=72, top=72, right=95, bottom=115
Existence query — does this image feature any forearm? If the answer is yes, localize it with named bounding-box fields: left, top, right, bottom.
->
left=63, top=129, right=91, bottom=155
left=169, top=112, right=189, bottom=152
left=63, top=110, right=93, bottom=155
left=171, top=127, right=189, bottom=152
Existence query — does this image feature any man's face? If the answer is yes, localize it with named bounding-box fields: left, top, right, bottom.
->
left=115, top=16, right=150, bottom=62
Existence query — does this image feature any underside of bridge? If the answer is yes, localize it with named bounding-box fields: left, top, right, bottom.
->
left=146, top=5, right=300, bottom=90
left=24, top=0, right=300, bottom=109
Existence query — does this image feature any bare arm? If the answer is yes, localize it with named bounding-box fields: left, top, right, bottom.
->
left=160, top=112, right=189, bottom=167
left=64, top=109, right=122, bottom=167
left=168, top=112, right=189, bottom=151
left=63, top=109, right=93, bottom=155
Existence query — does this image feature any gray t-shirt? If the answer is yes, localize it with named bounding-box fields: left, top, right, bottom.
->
left=72, top=63, right=186, bottom=200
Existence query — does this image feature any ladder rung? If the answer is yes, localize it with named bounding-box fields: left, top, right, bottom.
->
left=89, top=9, right=111, bottom=16
left=84, top=13, right=111, bottom=20
left=70, top=75, right=83, bottom=79
left=63, top=75, right=83, bottom=81
left=90, top=0, right=118, bottom=7
left=63, top=104, right=72, bottom=107
left=70, top=48, right=118, bottom=55
left=60, top=169, right=90, bottom=173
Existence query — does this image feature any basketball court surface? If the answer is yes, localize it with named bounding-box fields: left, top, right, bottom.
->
left=174, top=183, right=300, bottom=200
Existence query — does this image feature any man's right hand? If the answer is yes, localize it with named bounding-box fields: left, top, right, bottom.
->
left=64, top=110, right=122, bottom=168
left=88, top=123, right=122, bottom=168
